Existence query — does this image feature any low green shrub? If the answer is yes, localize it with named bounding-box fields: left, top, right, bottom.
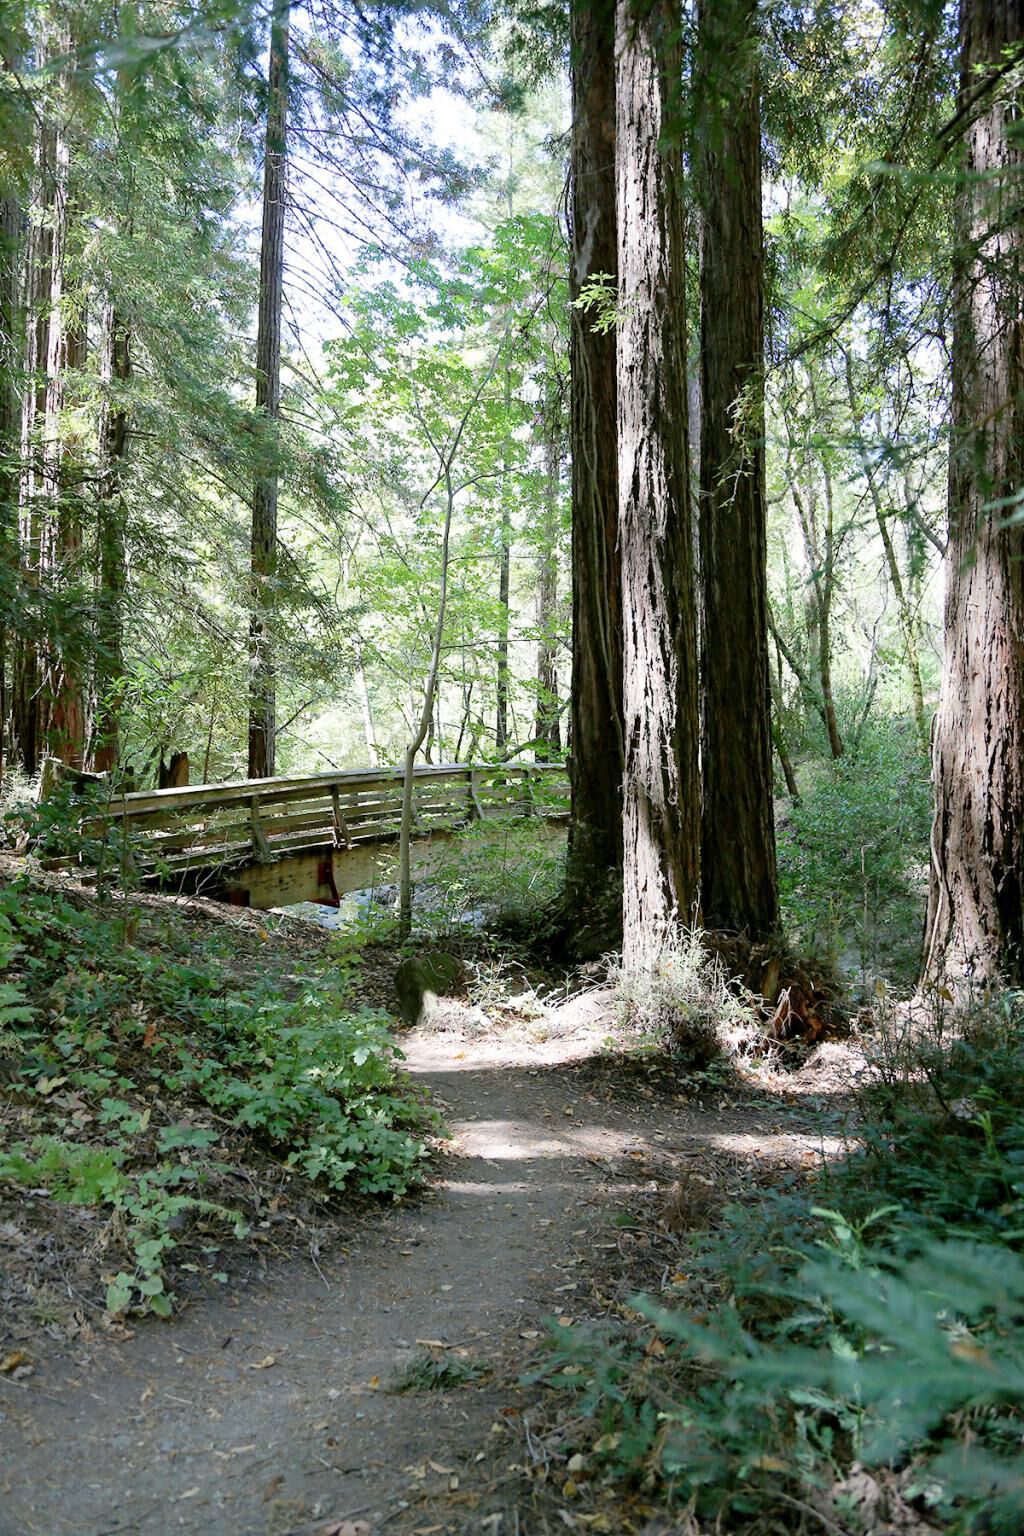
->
left=777, top=716, right=931, bottom=984
left=545, top=990, right=1024, bottom=1532
left=614, top=926, right=764, bottom=1071
left=849, top=990, right=1024, bottom=1246
left=410, top=816, right=567, bottom=941
left=0, top=875, right=435, bottom=1316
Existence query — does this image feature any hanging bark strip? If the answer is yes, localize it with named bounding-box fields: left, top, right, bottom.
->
left=565, top=0, right=624, bottom=909
left=616, top=0, right=700, bottom=970
left=697, top=0, right=778, bottom=937
left=249, top=1, right=290, bottom=780
left=925, top=0, right=1024, bottom=987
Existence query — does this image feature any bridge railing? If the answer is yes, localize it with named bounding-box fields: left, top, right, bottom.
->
left=74, top=761, right=569, bottom=876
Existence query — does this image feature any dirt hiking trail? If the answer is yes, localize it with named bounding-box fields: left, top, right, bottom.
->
left=0, top=993, right=842, bottom=1536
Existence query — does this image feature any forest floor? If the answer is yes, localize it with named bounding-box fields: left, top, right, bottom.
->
left=0, top=888, right=858, bottom=1536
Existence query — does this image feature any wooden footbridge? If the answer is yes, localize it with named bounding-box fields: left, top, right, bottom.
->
left=66, top=761, right=569, bottom=909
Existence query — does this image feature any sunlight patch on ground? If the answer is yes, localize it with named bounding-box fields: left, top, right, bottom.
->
left=450, top=1117, right=643, bottom=1161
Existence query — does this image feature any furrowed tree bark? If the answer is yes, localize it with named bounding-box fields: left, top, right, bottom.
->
left=616, top=0, right=700, bottom=970
left=697, top=0, right=778, bottom=937
left=534, top=419, right=561, bottom=760
left=565, top=0, right=624, bottom=915
left=925, top=0, right=1024, bottom=986
left=92, top=303, right=131, bottom=774
left=248, top=0, right=289, bottom=780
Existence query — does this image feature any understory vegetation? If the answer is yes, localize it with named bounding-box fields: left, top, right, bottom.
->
left=538, top=988, right=1024, bottom=1534
left=0, top=870, right=433, bottom=1323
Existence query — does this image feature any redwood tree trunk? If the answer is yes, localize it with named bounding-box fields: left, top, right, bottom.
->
left=697, top=0, right=778, bottom=937
left=565, top=0, right=624, bottom=910
left=925, top=0, right=1024, bottom=986
left=92, top=303, right=131, bottom=773
left=616, top=0, right=700, bottom=969
left=534, top=426, right=562, bottom=760
left=248, top=1, right=289, bottom=780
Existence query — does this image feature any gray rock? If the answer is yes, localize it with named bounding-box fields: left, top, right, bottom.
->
left=393, top=951, right=468, bottom=1027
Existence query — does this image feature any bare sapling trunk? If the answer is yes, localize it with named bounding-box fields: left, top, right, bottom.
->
left=616, top=0, right=700, bottom=970
left=399, top=468, right=457, bottom=939
left=249, top=1, right=289, bottom=779
left=399, top=349, right=507, bottom=938
left=843, top=354, right=929, bottom=750
left=925, top=0, right=1024, bottom=987
left=787, top=466, right=845, bottom=759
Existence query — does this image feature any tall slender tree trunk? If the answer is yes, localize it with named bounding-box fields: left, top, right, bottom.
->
left=925, top=0, right=1024, bottom=986
left=354, top=640, right=378, bottom=763
left=495, top=122, right=515, bottom=756
left=92, top=303, right=131, bottom=773
left=495, top=454, right=511, bottom=752
left=697, top=0, right=778, bottom=937
left=616, top=0, right=700, bottom=970
left=39, top=53, right=85, bottom=768
left=565, top=0, right=624, bottom=912
left=535, top=421, right=561, bottom=760
left=0, top=191, right=20, bottom=779
left=248, top=1, right=289, bottom=780
left=12, top=105, right=53, bottom=775
left=843, top=353, right=928, bottom=748
left=787, top=464, right=845, bottom=759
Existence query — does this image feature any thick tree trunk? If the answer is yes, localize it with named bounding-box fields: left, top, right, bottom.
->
left=92, top=303, right=131, bottom=773
left=925, top=0, right=1024, bottom=986
left=565, top=0, right=624, bottom=911
left=535, top=426, right=561, bottom=760
left=697, top=0, right=778, bottom=937
left=616, top=0, right=700, bottom=970
left=248, top=1, right=289, bottom=780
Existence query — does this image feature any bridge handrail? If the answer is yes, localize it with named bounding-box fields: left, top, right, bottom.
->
left=86, top=760, right=567, bottom=821
left=66, top=759, right=569, bottom=875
